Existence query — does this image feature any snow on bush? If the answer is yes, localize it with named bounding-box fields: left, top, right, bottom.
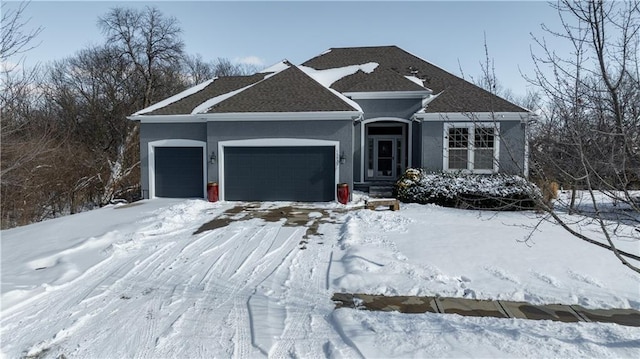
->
left=395, top=169, right=541, bottom=210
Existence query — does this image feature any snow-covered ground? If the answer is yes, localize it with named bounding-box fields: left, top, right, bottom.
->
left=1, top=193, right=639, bottom=358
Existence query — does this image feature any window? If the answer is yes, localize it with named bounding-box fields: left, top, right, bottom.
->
left=444, top=123, right=499, bottom=172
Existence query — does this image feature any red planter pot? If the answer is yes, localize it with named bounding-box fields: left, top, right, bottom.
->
left=207, top=182, right=219, bottom=202
left=337, top=183, right=349, bottom=204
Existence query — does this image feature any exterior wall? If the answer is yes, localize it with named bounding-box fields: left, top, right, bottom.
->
left=498, top=121, right=527, bottom=175
left=207, top=119, right=353, bottom=192
left=353, top=98, right=423, bottom=182
left=420, top=120, right=527, bottom=175
left=421, top=121, right=444, bottom=172
left=139, top=122, right=207, bottom=199
left=353, top=121, right=363, bottom=182
left=356, top=98, right=424, bottom=120
left=411, top=121, right=422, bottom=168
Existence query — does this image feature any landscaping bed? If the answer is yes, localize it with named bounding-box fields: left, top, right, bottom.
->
left=394, top=169, right=540, bottom=210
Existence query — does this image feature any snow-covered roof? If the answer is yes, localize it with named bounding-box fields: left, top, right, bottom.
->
left=299, top=62, right=378, bottom=88
left=302, top=45, right=528, bottom=113
left=133, top=79, right=215, bottom=115
left=130, top=45, right=528, bottom=120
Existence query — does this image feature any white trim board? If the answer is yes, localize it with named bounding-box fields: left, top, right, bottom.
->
left=147, top=139, right=208, bottom=199
left=128, top=115, right=205, bottom=123
left=414, top=112, right=530, bottom=123
left=130, top=111, right=363, bottom=123
left=217, top=138, right=340, bottom=202
left=344, top=90, right=432, bottom=100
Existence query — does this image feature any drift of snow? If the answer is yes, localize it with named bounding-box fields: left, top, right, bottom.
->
left=1, top=193, right=638, bottom=358
left=132, top=79, right=214, bottom=116
left=190, top=82, right=260, bottom=114
left=299, top=62, right=379, bottom=88
left=404, top=75, right=425, bottom=88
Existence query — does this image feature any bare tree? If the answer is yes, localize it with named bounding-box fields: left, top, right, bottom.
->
left=98, top=6, right=185, bottom=108
left=94, top=6, right=186, bottom=203
left=183, top=53, right=215, bottom=86
left=528, top=0, right=640, bottom=273
left=1, top=1, right=42, bottom=62
left=211, top=57, right=258, bottom=77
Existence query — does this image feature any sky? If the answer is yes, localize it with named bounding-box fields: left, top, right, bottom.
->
left=4, top=1, right=569, bottom=97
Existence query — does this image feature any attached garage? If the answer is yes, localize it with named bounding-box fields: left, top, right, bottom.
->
left=149, top=140, right=207, bottom=199
left=220, top=140, right=338, bottom=202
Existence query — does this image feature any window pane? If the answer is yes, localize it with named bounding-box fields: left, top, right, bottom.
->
left=378, top=140, right=393, bottom=158
left=475, top=149, right=494, bottom=169
left=448, top=128, right=468, bottom=149
left=474, top=127, right=494, bottom=148
left=448, top=149, right=468, bottom=169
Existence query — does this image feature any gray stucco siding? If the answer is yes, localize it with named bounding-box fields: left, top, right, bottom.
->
left=498, top=121, right=526, bottom=175
left=421, top=122, right=444, bottom=172
left=355, top=98, right=424, bottom=120
left=353, top=121, right=362, bottom=182
left=411, top=121, right=422, bottom=169
left=207, top=119, right=354, bottom=194
left=139, top=122, right=207, bottom=199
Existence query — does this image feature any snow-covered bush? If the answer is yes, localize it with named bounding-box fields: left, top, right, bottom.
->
left=394, top=169, right=541, bottom=210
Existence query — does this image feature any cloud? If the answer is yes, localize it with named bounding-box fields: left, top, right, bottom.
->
left=235, top=56, right=265, bottom=66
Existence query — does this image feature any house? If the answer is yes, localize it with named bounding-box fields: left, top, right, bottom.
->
left=128, top=45, right=531, bottom=202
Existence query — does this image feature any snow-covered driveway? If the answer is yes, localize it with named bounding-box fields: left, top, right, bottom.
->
left=1, top=200, right=358, bottom=358
left=2, top=196, right=638, bottom=358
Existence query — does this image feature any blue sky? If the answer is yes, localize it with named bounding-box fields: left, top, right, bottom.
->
left=7, top=1, right=567, bottom=97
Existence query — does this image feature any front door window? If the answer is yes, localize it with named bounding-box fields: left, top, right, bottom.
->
left=376, top=139, right=395, bottom=177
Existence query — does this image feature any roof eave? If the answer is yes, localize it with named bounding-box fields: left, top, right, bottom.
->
left=343, top=90, right=432, bottom=100
left=197, top=111, right=363, bottom=121
left=127, top=114, right=205, bottom=123
left=413, top=112, right=531, bottom=123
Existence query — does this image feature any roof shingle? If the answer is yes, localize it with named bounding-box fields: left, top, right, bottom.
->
left=207, top=66, right=358, bottom=113
left=147, top=74, right=266, bottom=115
left=303, top=45, right=526, bottom=113
left=139, top=45, right=527, bottom=117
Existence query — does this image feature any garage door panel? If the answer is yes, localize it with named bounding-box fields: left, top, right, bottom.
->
left=155, top=147, right=203, bottom=198
left=224, top=146, right=334, bottom=201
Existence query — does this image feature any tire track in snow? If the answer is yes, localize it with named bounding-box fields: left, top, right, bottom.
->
left=153, top=223, right=303, bottom=357
left=78, top=224, right=240, bottom=357
left=268, top=250, right=329, bottom=358
left=3, top=209, right=359, bottom=358
left=266, top=223, right=363, bottom=359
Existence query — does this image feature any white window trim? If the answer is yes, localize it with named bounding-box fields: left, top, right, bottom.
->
left=442, top=122, right=500, bottom=174
left=148, top=139, right=208, bottom=199
left=359, top=117, right=412, bottom=183
left=217, top=138, right=340, bottom=201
